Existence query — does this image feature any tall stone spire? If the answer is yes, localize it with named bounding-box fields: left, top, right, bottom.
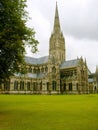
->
left=53, top=2, right=61, bottom=33
left=49, top=2, right=66, bottom=64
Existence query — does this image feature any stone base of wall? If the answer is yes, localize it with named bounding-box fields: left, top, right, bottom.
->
left=0, top=90, right=90, bottom=94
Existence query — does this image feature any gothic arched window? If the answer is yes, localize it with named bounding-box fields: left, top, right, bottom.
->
left=41, top=67, right=44, bottom=73
left=47, top=82, right=50, bottom=91
left=20, top=81, right=24, bottom=91
left=14, top=81, right=18, bottom=91
left=64, top=83, right=66, bottom=91
left=52, top=66, right=56, bottom=73
left=33, top=82, right=37, bottom=91
left=33, top=68, right=36, bottom=73
left=27, top=82, right=30, bottom=91
left=52, top=81, right=56, bottom=91
left=40, top=81, right=42, bottom=91
left=4, top=81, right=10, bottom=91
left=69, top=83, right=72, bottom=91
left=28, top=67, right=32, bottom=73
left=37, top=68, right=40, bottom=73
left=45, top=66, right=48, bottom=72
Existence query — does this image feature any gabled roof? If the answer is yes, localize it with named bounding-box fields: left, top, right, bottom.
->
left=88, top=78, right=93, bottom=83
left=27, top=73, right=46, bottom=79
left=25, top=56, right=49, bottom=65
left=14, top=73, right=46, bottom=79
left=60, top=59, right=79, bottom=69
left=88, top=69, right=92, bottom=75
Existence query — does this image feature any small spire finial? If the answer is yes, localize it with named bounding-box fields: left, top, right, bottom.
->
left=56, top=1, right=57, bottom=5
left=53, top=1, right=60, bottom=33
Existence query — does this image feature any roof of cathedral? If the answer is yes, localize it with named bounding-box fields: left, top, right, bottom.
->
left=27, top=73, right=46, bottom=78
left=88, top=78, right=93, bottom=83
left=25, top=56, right=49, bottom=65
left=60, top=59, right=79, bottom=69
left=14, top=73, right=46, bottom=79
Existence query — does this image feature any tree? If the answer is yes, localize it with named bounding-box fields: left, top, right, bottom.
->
left=0, top=0, right=38, bottom=83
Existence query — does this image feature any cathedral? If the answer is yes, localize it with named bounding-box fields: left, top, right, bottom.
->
left=0, top=3, right=90, bottom=94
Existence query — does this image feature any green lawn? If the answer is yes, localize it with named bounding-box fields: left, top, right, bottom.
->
left=0, top=94, right=98, bottom=130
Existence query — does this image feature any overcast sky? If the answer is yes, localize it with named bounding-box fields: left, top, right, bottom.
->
left=26, top=0, right=98, bottom=73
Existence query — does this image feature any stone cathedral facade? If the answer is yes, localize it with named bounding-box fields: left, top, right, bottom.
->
left=0, top=3, right=89, bottom=94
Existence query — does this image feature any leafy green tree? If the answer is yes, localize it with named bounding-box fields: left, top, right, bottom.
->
left=0, top=0, right=38, bottom=82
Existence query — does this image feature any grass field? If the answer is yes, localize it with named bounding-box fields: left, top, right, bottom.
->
left=0, top=94, right=98, bottom=130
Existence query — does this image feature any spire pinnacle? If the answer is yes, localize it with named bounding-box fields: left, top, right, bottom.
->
left=53, top=2, right=61, bottom=33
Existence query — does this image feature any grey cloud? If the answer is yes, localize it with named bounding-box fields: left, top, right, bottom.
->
left=29, top=0, right=98, bottom=40
left=61, top=0, right=98, bottom=40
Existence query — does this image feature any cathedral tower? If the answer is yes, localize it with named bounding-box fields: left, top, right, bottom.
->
left=49, top=2, right=66, bottom=64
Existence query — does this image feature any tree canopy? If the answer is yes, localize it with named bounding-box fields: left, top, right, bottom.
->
left=0, top=0, right=38, bottom=82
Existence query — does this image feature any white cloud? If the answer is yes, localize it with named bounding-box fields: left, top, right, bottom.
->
left=66, top=36, right=98, bottom=72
